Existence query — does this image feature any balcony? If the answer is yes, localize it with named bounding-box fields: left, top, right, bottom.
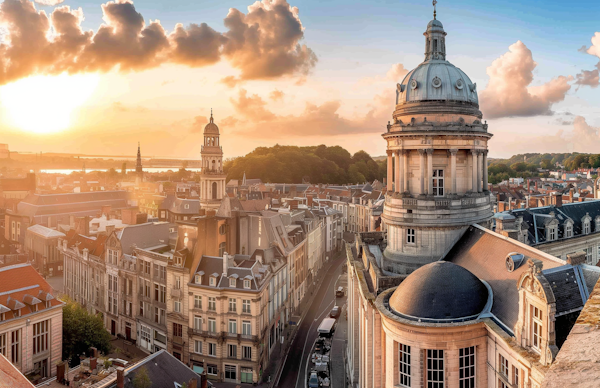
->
left=188, top=328, right=220, bottom=339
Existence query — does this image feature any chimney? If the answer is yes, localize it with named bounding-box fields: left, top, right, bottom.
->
left=554, top=193, right=563, bottom=207
left=223, top=252, right=229, bottom=275
left=527, top=180, right=531, bottom=191
left=90, top=357, right=97, bottom=371
left=200, top=373, right=208, bottom=388
left=106, top=225, right=116, bottom=235
left=90, top=347, right=98, bottom=358
left=535, top=181, right=539, bottom=191
left=56, top=362, right=66, bottom=382
left=566, top=251, right=586, bottom=266
left=570, top=188, right=575, bottom=202
left=116, top=367, right=125, bottom=388
left=188, top=378, right=198, bottom=388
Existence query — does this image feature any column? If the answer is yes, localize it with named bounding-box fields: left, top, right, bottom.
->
left=398, top=150, right=404, bottom=193
left=394, top=150, right=401, bottom=193
left=386, top=150, right=393, bottom=192
left=477, top=151, right=483, bottom=193
left=449, top=149, right=457, bottom=195
left=403, top=150, right=409, bottom=194
left=419, top=150, right=425, bottom=195
left=483, top=150, right=489, bottom=192
left=426, top=149, right=433, bottom=196
left=471, top=150, right=478, bottom=193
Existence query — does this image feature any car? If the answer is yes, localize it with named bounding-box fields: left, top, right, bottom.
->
left=336, top=286, right=345, bottom=297
left=330, top=306, right=340, bottom=318
left=308, top=371, right=319, bottom=388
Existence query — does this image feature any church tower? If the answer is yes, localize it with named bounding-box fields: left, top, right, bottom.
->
left=135, top=142, right=143, bottom=185
left=199, top=111, right=227, bottom=209
left=381, top=9, right=493, bottom=274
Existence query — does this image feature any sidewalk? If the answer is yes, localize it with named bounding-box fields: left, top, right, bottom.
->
left=330, top=273, right=348, bottom=388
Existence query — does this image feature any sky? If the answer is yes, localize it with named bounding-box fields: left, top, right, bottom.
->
left=0, top=0, right=598, bottom=160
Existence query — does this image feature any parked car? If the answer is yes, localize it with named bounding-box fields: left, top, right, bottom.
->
left=336, top=286, right=345, bottom=297
left=308, top=371, right=319, bottom=388
left=330, top=306, right=340, bottom=318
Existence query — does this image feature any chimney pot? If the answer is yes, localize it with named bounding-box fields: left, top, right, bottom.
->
left=117, top=367, right=125, bottom=388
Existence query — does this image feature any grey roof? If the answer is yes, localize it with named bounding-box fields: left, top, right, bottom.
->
left=388, top=261, right=488, bottom=321
left=16, top=191, right=130, bottom=219
left=169, top=197, right=200, bottom=215
left=105, top=350, right=200, bottom=388
left=117, top=222, right=172, bottom=255
left=26, top=225, right=65, bottom=239
left=543, top=266, right=586, bottom=315
left=191, top=255, right=266, bottom=291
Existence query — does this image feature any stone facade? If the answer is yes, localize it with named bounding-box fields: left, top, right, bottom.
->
left=200, top=113, right=227, bottom=210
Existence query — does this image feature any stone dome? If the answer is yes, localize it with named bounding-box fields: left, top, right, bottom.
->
left=388, top=261, right=488, bottom=321
left=204, top=114, right=219, bottom=135
left=426, top=18, right=444, bottom=32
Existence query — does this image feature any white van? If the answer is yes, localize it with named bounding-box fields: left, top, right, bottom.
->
left=317, top=318, right=336, bottom=337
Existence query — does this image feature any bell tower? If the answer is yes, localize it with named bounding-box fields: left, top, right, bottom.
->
left=200, top=110, right=227, bottom=209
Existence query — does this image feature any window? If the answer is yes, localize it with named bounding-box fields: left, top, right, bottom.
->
left=584, top=220, right=591, bottom=235
left=565, top=223, right=573, bottom=238
left=229, top=298, right=237, bottom=312
left=194, top=316, right=202, bottom=331
left=173, top=323, right=183, bottom=338
left=154, top=284, right=159, bottom=301
left=398, top=343, right=411, bottom=387
left=499, top=354, right=509, bottom=378
left=0, top=333, right=6, bottom=356
left=243, top=345, right=252, bottom=360
left=459, top=346, right=475, bottom=388
left=548, top=227, right=556, bottom=241
left=174, top=300, right=181, bottom=313
left=242, top=299, right=251, bottom=314
left=144, top=261, right=150, bottom=275
left=219, top=224, right=227, bottom=235
left=512, top=365, right=520, bottom=388
left=159, top=285, right=166, bottom=303
left=209, top=297, right=216, bottom=311
left=208, top=343, right=217, bottom=357
left=11, top=330, right=20, bottom=364
left=208, top=318, right=216, bottom=333
left=585, top=247, right=594, bottom=265
left=244, top=280, right=251, bottom=289
left=210, top=277, right=216, bottom=286
left=242, top=321, right=252, bottom=336
left=140, top=326, right=151, bottom=344
left=219, top=242, right=226, bottom=257
left=160, top=266, right=166, bottom=280
left=426, top=349, right=444, bottom=388
left=194, top=295, right=202, bottom=309
left=195, top=275, right=201, bottom=284
left=225, top=365, right=237, bottom=380
left=229, top=278, right=236, bottom=288
left=139, top=301, right=144, bottom=316
left=433, top=170, right=444, bottom=196
left=194, top=340, right=203, bottom=354
left=407, top=229, right=415, bottom=244
left=532, top=306, right=543, bottom=352
left=175, top=277, right=181, bottom=290
left=228, top=320, right=237, bottom=334
left=228, top=344, right=237, bottom=358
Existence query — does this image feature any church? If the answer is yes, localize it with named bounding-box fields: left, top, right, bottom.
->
left=346, top=5, right=600, bottom=388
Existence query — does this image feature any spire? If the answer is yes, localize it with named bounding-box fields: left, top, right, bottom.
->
left=210, top=108, right=214, bottom=123
left=433, top=0, right=437, bottom=20
left=242, top=171, right=247, bottom=186
left=136, top=142, right=143, bottom=173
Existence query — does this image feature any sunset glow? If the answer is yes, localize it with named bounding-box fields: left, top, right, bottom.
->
left=0, top=73, right=99, bottom=134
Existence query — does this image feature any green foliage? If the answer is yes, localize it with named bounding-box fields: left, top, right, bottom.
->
left=104, top=360, right=112, bottom=370
left=224, top=144, right=384, bottom=184
left=62, top=298, right=112, bottom=367
left=133, top=366, right=152, bottom=388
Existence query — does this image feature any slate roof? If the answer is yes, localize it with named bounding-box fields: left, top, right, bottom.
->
left=444, top=225, right=564, bottom=330
left=17, top=191, right=130, bottom=219
left=63, top=230, right=107, bottom=257
left=102, top=350, right=200, bottom=388
left=168, top=197, right=200, bottom=215
left=542, top=265, right=600, bottom=316
left=116, top=222, right=173, bottom=255
left=191, top=255, right=267, bottom=291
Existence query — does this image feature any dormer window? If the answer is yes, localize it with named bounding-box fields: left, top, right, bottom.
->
left=244, top=280, right=251, bottom=289
left=531, top=305, right=543, bottom=353
left=565, top=222, right=573, bottom=238
left=195, top=275, right=201, bottom=284
left=584, top=221, right=591, bottom=235
left=595, top=216, right=600, bottom=233
left=184, top=204, right=190, bottom=210
left=175, top=256, right=182, bottom=266
left=14, top=309, right=20, bottom=318
left=548, top=227, right=556, bottom=241
left=210, top=276, right=216, bottom=286
left=229, top=278, right=236, bottom=288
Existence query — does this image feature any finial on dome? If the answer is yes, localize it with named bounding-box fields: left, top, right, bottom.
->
left=433, top=0, right=437, bottom=20
left=210, top=108, right=214, bottom=123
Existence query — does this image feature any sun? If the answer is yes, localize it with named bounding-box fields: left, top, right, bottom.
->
left=0, top=73, right=100, bottom=134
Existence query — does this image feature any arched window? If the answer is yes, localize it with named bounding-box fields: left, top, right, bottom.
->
left=219, top=242, right=226, bottom=257
left=212, top=182, right=218, bottom=200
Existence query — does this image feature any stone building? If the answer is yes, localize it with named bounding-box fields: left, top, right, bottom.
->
left=346, top=7, right=600, bottom=388
left=0, top=264, right=63, bottom=382
left=200, top=112, right=227, bottom=210
left=24, top=225, right=65, bottom=277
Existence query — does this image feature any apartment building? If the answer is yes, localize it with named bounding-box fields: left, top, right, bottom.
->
left=24, top=225, right=65, bottom=277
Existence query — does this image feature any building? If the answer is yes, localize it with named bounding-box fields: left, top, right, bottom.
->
left=495, top=200, right=600, bottom=265
left=135, top=142, right=143, bottom=186
left=24, top=225, right=65, bottom=276
left=199, top=112, right=227, bottom=210
left=345, top=7, right=600, bottom=388
left=0, top=264, right=63, bottom=383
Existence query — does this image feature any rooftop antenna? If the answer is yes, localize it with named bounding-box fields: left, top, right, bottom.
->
left=433, top=0, right=437, bottom=20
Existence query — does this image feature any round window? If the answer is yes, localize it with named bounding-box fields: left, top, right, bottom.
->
left=219, top=224, right=227, bottom=235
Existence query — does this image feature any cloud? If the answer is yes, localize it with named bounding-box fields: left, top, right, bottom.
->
left=34, top=0, right=64, bottom=5
left=575, top=67, right=599, bottom=89
left=386, top=63, right=409, bottom=81
left=584, top=32, right=600, bottom=59
left=220, top=75, right=241, bottom=88
left=190, top=115, right=208, bottom=133
left=222, top=0, right=317, bottom=81
left=542, top=116, right=600, bottom=152
left=0, top=0, right=316, bottom=85
left=229, top=88, right=392, bottom=137
left=269, top=89, right=285, bottom=102
left=479, top=41, right=572, bottom=119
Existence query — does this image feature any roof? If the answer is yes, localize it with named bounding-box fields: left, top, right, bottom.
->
left=191, top=255, right=267, bottom=291
left=388, top=261, right=488, bottom=321
left=16, top=191, right=130, bottom=219
left=542, top=265, right=600, bottom=316
left=0, top=176, right=35, bottom=192
left=0, top=264, right=61, bottom=320
left=64, top=230, right=107, bottom=256
left=0, top=354, right=35, bottom=388
left=117, top=222, right=172, bottom=255
left=169, top=197, right=200, bottom=215
left=444, top=225, right=564, bottom=329
left=26, top=224, right=66, bottom=239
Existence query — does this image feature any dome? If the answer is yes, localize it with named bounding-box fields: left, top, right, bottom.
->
left=426, top=19, right=444, bottom=32
left=204, top=114, right=219, bottom=135
left=388, top=261, right=488, bottom=320
left=397, top=61, right=478, bottom=105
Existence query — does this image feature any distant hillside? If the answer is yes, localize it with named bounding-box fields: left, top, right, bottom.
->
left=224, top=144, right=385, bottom=184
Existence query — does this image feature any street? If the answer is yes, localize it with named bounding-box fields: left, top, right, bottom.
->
left=276, top=253, right=346, bottom=388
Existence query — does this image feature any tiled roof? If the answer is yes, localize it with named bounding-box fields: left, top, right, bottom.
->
left=0, top=264, right=61, bottom=320
left=0, top=354, right=35, bottom=388
left=64, top=230, right=107, bottom=256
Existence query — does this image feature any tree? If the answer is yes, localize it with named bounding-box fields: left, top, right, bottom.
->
left=62, top=298, right=112, bottom=367
left=133, top=366, right=152, bottom=388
